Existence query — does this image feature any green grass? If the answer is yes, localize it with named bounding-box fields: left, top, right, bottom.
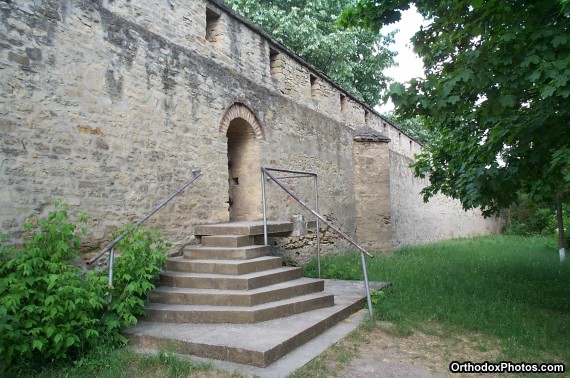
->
left=5, top=343, right=233, bottom=378
left=305, top=235, right=570, bottom=363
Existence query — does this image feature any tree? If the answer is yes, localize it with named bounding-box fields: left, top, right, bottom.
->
left=382, top=111, right=430, bottom=145
left=221, top=0, right=396, bottom=107
left=340, top=0, right=570, bottom=260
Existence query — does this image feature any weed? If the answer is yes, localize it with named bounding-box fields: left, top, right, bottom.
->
left=304, top=253, right=362, bottom=280
left=370, top=289, right=384, bottom=306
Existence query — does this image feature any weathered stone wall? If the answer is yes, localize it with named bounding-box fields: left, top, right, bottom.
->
left=0, top=0, right=357, bottom=259
left=0, top=0, right=502, bottom=263
left=390, top=151, right=504, bottom=248
left=353, top=136, right=392, bottom=252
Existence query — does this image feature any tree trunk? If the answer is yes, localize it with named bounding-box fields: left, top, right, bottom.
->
left=556, top=200, right=566, bottom=262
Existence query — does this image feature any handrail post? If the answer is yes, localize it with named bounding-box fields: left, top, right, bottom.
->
left=108, top=246, right=115, bottom=302
left=263, top=169, right=373, bottom=258
left=314, top=175, right=321, bottom=278
left=360, top=251, right=373, bottom=316
left=261, top=170, right=268, bottom=246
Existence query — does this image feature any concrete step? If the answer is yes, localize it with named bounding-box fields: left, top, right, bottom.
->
left=147, top=277, right=325, bottom=306
left=159, top=267, right=303, bottom=290
left=125, top=280, right=389, bottom=367
left=166, top=256, right=282, bottom=275
left=143, top=292, right=334, bottom=323
left=194, top=220, right=293, bottom=236
left=184, top=245, right=269, bottom=260
left=201, top=235, right=254, bottom=248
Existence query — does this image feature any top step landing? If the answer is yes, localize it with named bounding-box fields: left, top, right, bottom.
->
left=194, top=221, right=293, bottom=236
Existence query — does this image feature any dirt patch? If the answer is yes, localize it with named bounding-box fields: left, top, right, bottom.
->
left=311, top=321, right=506, bottom=377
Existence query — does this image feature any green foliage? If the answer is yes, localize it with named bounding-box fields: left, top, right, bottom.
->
left=503, top=194, right=570, bottom=248
left=340, top=0, right=570, bottom=217
left=337, top=0, right=408, bottom=33
left=504, top=195, right=557, bottom=236
left=382, top=111, right=431, bottom=145
left=0, top=203, right=105, bottom=368
left=0, top=203, right=169, bottom=374
left=370, top=289, right=384, bottom=307
left=221, top=0, right=396, bottom=107
left=104, top=226, right=169, bottom=335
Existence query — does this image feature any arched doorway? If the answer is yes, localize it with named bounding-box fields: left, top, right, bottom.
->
left=219, top=103, right=265, bottom=221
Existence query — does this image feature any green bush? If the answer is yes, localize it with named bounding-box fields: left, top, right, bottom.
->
left=103, top=225, right=169, bottom=335
left=504, top=194, right=555, bottom=236
left=0, top=203, right=169, bottom=373
left=504, top=194, right=569, bottom=247
left=0, top=204, right=104, bottom=367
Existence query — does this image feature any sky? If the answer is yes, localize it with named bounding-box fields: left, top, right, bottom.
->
left=377, top=6, right=426, bottom=113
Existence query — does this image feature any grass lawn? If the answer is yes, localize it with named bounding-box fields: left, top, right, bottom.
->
left=305, top=235, right=570, bottom=364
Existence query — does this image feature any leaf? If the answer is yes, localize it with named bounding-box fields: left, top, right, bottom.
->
left=44, top=295, right=55, bottom=306
left=456, top=68, right=473, bottom=82
left=541, top=85, right=556, bottom=98
left=45, top=326, right=55, bottom=338
left=447, top=95, right=460, bottom=104
left=54, top=333, right=63, bottom=345
left=499, top=95, right=516, bottom=107
left=32, top=339, right=44, bottom=351
left=390, top=81, right=406, bottom=95
left=521, top=55, right=540, bottom=67
left=528, top=70, right=541, bottom=82
left=552, top=35, right=568, bottom=47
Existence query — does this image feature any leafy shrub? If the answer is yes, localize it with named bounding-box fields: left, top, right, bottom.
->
left=504, top=194, right=569, bottom=248
left=0, top=203, right=169, bottom=373
left=103, top=225, right=169, bottom=335
left=0, top=204, right=105, bottom=367
left=503, top=194, right=555, bottom=236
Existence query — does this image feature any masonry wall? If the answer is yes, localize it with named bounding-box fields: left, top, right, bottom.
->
left=0, top=0, right=357, bottom=260
left=0, top=0, right=502, bottom=264
left=353, top=140, right=392, bottom=252
left=390, top=151, right=504, bottom=248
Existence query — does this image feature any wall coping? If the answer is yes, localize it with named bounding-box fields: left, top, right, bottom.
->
left=354, top=125, right=391, bottom=143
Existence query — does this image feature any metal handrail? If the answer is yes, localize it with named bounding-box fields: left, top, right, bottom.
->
left=86, top=168, right=203, bottom=289
left=261, top=166, right=374, bottom=316
left=261, top=167, right=321, bottom=277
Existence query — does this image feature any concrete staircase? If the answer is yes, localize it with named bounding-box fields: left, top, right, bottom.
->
left=124, top=221, right=382, bottom=367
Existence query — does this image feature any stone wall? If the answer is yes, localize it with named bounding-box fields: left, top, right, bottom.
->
left=0, top=0, right=359, bottom=258
left=390, top=151, right=504, bottom=248
left=0, top=0, right=502, bottom=263
left=353, top=128, right=392, bottom=252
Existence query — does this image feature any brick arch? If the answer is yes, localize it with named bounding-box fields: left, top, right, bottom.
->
left=219, top=103, right=265, bottom=140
